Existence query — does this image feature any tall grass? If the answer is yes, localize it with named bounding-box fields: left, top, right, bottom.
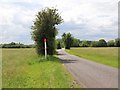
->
left=2, top=48, right=80, bottom=88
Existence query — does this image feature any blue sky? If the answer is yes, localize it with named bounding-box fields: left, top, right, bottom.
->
left=0, top=0, right=118, bottom=44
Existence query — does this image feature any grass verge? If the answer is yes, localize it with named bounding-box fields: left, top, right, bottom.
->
left=2, top=48, right=80, bottom=88
left=66, top=47, right=119, bottom=68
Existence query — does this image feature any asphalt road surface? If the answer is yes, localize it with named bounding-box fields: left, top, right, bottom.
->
left=57, top=49, right=118, bottom=88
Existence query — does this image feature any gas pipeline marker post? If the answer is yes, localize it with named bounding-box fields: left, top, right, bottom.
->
left=44, top=38, right=47, bottom=59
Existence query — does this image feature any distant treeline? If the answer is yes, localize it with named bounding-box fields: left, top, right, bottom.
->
left=0, top=42, right=35, bottom=48
left=56, top=36, right=120, bottom=49
left=1, top=38, right=120, bottom=49
left=78, top=38, right=120, bottom=47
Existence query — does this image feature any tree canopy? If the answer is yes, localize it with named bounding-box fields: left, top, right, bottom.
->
left=98, top=39, right=107, bottom=47
left=62, top=33, right=73, bottom=49
left=59, top=33, right=120, bottom=48
left=107, top=40, right=115, bottom=47
left=31, top=7, right=63, bottom=55
left=115, top=38, right=120, bottom=47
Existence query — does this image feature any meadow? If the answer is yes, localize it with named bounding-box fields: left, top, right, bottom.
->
left=2, top=48, right=80, bottom=88
left=66, top=47, right=119, bottom=68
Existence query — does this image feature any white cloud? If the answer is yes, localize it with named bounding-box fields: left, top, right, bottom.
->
left=0, top=0, right=119, bottom=44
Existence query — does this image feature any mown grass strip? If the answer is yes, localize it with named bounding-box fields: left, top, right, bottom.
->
left=66, top=47, right=119, bottom=68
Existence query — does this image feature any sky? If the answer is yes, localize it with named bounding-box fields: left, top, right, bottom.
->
left=0, top=0, right=119, bottom=44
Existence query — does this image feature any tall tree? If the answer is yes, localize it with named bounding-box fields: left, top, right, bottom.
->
left=81, top=40, right=89, bottom=47
left=62, top=33, right=66, bottom=48
left=62, top=33, right=73, bottom=49
left=71, top=38, right=80, bottom=47
left=115, top=38, right=120, bottom=47
left=98, top=39, right=107, bottom=47
left=107, top=40, right=115, bottom=47
left=31, top=7, right=63, bottom=55
left=91, top=41, right=99, bottom=47
left=57, top=41, right=61, bottom=49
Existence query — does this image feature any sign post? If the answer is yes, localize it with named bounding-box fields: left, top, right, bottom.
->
left=44, top=38, right=47, bottom=59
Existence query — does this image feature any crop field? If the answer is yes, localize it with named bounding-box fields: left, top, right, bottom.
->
left=66, top=47, right=119, bottom=68
left=2, top=48, right=80, bottom=88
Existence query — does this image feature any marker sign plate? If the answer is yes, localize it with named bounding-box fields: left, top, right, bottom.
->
left=44, top=38, right=46, bottom=42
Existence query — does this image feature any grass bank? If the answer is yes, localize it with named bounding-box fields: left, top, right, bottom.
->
left=2, top=48, right=80, bottom=88
left=66, top=47, right=119, bottom=68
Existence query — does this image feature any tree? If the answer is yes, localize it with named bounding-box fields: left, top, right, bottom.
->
left=71, top=38, right=80, bottom=47
left=115, top=38, right=120, bottom=47
left=98, top=39, right=107, bottom=47
left=62, top=33, right=73, bottom=49
left=10, top=42, right=16, bottom=45
left=56, top=39, right=64, bottom=48
left=107, top=40, right=115, bottom=47
left=91, top=41, right=99, bottom=47
left=62, top=33, right=66, bottom=47
left=62, top=33, right=66, bottom=48
left=57, top=41, right=61, bottom=49
left=81, top=40, right=89, bottom=47
left=31, top=7, right=63, bottom=55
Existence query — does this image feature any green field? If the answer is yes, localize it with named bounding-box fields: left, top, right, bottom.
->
left=2, top=48, right=80, bottom=88
left=66, top=47, right=119, bottom=68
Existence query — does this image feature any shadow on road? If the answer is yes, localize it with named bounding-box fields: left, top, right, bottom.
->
left=60, top=59, right=78, bottom=63
left=56, top=53, right=65, bottom=56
